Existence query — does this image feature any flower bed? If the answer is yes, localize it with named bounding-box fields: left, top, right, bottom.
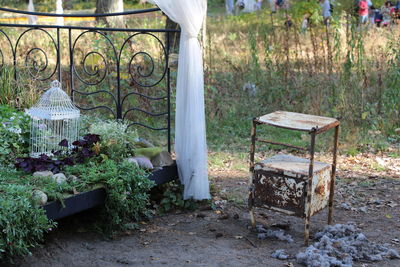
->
left=0, top=105, right=180, bottom=260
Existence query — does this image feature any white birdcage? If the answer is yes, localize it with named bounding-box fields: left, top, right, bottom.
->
left=26, top=80, right=80, bottom=157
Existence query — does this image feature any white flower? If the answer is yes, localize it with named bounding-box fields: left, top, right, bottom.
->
left=7, top=127, right=22, bottom=134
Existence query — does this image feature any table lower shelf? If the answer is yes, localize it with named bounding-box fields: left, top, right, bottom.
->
left=42, top=164, right=179, bottom=220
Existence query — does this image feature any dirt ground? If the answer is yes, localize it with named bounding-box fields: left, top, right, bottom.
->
left=7, top=153, right=400, bottom=267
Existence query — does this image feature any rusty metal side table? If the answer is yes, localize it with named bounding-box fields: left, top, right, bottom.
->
left=248, top=111, right=340, bottom=245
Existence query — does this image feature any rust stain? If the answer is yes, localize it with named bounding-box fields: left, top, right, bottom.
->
left=315, top=184, right=325, bottom=195
left=253, top=170, right=306, bottom=217
left=296, top=119, right=321, bottom=125
left=265, top=116, right=279, bottom=122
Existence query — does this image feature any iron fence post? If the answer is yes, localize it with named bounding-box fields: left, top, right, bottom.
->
left=166, top=31, right=171, bottom=153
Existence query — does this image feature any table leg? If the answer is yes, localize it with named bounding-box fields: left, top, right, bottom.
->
left=328, top=125, right=339, bottom=225
left=305, top=130, right=316, bottom=246
left=249, top=119, right=257, bottom=172
left=249, top=119, right=258, bottom=228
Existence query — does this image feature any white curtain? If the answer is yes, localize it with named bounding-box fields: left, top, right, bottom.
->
left=150, top=0, right=210, bottom=200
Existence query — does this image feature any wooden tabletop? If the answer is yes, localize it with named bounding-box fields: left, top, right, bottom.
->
left=257, top=111, right=339, bottom=133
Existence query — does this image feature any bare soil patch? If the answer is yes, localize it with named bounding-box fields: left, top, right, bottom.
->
left=7, top=156, right=400, bottom=267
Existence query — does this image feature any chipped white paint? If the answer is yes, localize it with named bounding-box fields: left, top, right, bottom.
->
left=258, top=111, right=339, bottom=132
left=254, top=154, right=331, bottom=217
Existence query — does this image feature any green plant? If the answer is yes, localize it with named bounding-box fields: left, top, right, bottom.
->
left=89, top=120, right=139, bottom=160
left=0, top=167, right=73, bottom=205
left=0, top=105, right=30, bottom=166
left=0, top=182, right=56, bottom=261
left=15, top=134, right=101, bottom=173
left=154, top=181, right=199, bottom=214
left=0, top=66, right=40, bottom=110
left=65, top=160, right=154, bottom=235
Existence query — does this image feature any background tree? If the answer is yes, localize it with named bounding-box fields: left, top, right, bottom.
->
left=166, top=16, right=180, bottom=52
left=95, top=0, right=124, bottom=27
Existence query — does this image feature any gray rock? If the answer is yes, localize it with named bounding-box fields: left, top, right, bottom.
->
left=151, top=151, right=174, bottom=167
left=358, top=206, right=368, bottom=213
left=33, top=171, right=53, bottom=178
left=135, top=138, right=155, bottom=148
left=32, top=190, right=48, bottom=205
left=126, top=158, right=139, bottom=167
left=272, top=249, right=289, bottom=260
left=52, top=173, right=67, bottom=185
left=132, top=157, right=153, bottom=170
left=387, top=249, right=400, bottom=259
left=340, top=202, right=351, bottom=210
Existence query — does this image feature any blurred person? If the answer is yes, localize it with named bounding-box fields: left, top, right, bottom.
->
left=395, top=1, right=400, bottom=21
left=301, top=13, right=310, bottom=33
left=226, top=0, right=235, bottom=15
left=358, top=0, right=369, bottom=24
left=374, top=8, right=383, bottom=26
left=275, top=0, right=286, bottom=11
left=367, top=0, right=376, bottom=25
left=268, top=0, right=276, bottom=12
left=320, top=0, right=332, bottom=25
left=255, top=0, right=263, bottom=10
left=284, top=13, right=293, bottom=28
left=381, top=1, right=393, bottom=26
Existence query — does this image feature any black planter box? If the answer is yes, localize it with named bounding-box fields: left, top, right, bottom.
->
left=43, top=164, right=179, bottom=220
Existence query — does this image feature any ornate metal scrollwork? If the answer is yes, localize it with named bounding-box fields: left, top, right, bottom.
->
left=120, top=32, right=168, bottom=88
left=0, top=29, right=14, bottom=72
left=0, top=7, right=179, bottom=152
left=15, top=28, right=58, bottom=81
left=72, top=30, right=117, bottom=86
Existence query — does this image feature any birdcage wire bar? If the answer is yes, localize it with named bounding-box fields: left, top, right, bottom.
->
left=26, top=80, right=80, bottom=157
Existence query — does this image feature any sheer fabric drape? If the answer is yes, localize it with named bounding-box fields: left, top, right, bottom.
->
left=150, top=0, right=210, bottom=200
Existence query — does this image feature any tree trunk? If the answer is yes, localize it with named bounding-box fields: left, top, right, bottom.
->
left=166, top=16, right=180, bottom=52
left=95, top=0, right=124, bottom=27
left=56, top=0, right=64, bottom=26
left=28, top=0, right=37, bottom=25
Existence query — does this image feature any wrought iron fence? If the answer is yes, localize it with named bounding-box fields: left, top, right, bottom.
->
left=0, top=7, right=179, bottom=152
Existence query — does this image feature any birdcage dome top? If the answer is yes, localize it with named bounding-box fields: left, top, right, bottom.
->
left=26, top=80, right=80, bottom=120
